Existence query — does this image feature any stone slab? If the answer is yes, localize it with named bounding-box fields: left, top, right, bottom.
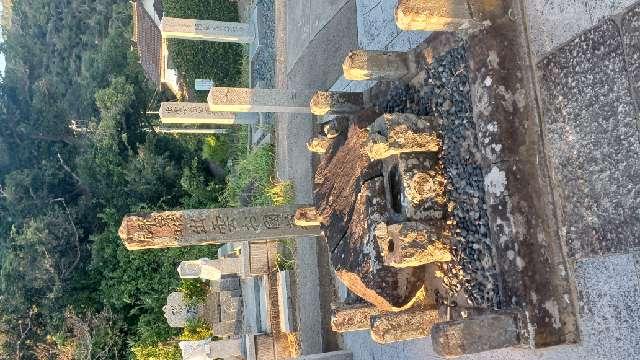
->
left=119, top=206, right=320, bottom=250
left=538, top=18, right=640, bottom=259
left=467, top=5, right=579, bottom=346
left=161, top=17, right=254, bottom=43
left=208, top=87, right=314, bottom=113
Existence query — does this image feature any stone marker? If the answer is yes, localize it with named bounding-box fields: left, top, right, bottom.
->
left=375, top=222, right=452, bottom=268
left=395, top=0, right=478, bottom=32
left=366, top=113, right=442, bottom=160
left=178, top=258, right=241, bottom=281
left=331, top=302, right=379, bottom=332
left=118, top=206, right=321, bottom=250
left=208, top=87, right=313, bottom=113
left=310, top=91, right=366, bottom=116
left=370, top=307, right=440, bottom=343
left=160, top=102, right=258, bottom=125
left=431, top=313, right=520, bottom=356
left=161, top=17, right=254, bottom=43
left=307, top=136, right=332, bottom=154
left=343, top=50, right=419, bottom=81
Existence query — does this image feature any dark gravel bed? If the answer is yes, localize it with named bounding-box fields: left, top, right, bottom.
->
left=251, top=0, right=276, bottom=88
left=373, top=45, right=499, bottom=308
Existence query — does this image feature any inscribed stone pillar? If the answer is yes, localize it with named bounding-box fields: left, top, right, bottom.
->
left=160, top=102, right=258, bottom=125
left=343, top=50, right=419, bottom=81
left=310, top=91, right=366, bottom=116
left=118, top=206, right=321, bottom=250
left=395, top=0, right=477, bottom=32
left=161, top=17, right=254, bottom=43
left=208, top=87, right=313, bottom=113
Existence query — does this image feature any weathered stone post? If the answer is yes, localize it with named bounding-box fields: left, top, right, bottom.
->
left=208, top=87, right=314, bottom=113
left=343, top=50, right=419, bottom=81
left=118, top=206, right=321, bottom=250
left=310, top=91, right=366, bottom=116
left=161, top=17, right=254, bottom=43
left=331, top=302, right=379, bottom=333
left=160, top=102, right=258, bottom=125
left=375, top=222, right=452, bottom=268
left=395, top=0, right=478, bottom=32
left=431, top=313, right=520, bottom=356
left=369, top=307, right=440, bottom=343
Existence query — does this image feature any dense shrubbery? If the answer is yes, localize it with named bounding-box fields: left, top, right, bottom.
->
left=178, top=278, right=210, bottom=305
left=180, top=319, right=213, bottom=341
left=0, top=0, right=228, bottom=358
left=163, top=0, right=245, bottom=94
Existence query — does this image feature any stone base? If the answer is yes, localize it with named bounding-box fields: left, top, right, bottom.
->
left=431, top=313, right=520, bottom=357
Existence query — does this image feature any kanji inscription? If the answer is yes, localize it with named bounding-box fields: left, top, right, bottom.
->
left=119, top=206, right=320, bottom=250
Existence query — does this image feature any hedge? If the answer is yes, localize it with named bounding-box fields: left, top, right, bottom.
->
left=163, top=0, right=245, bottom=93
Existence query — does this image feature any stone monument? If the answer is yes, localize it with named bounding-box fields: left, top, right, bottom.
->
left=161, top=17, right=254, bottom=43
left=163, top=292, right=204, bottom=328
left=118, top=206, right=321, bottom=250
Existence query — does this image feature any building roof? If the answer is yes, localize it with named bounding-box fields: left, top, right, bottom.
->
left=132, top=0, right=162, bottom=87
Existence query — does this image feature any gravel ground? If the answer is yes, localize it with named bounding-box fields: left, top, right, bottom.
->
left=373, top=44, right=499, bottom=308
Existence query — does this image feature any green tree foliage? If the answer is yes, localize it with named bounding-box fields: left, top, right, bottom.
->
left=0, top=0, right=232, bottom=358
left=163, top=0, right=244, bottom=93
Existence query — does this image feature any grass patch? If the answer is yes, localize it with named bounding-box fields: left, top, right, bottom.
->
left=222, top=143, right=295, bottom=207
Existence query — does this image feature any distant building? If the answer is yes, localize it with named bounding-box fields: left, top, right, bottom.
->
left=131, top=0, right=181, bottom=95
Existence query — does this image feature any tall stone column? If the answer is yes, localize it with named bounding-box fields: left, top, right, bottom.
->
left=160, top=102, right=258, bottom=125
left=161, top=17, right=254, bottom=43
left=208, top=87, right=314, bottom=113
left=118, top=206, right=321, bottom=250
